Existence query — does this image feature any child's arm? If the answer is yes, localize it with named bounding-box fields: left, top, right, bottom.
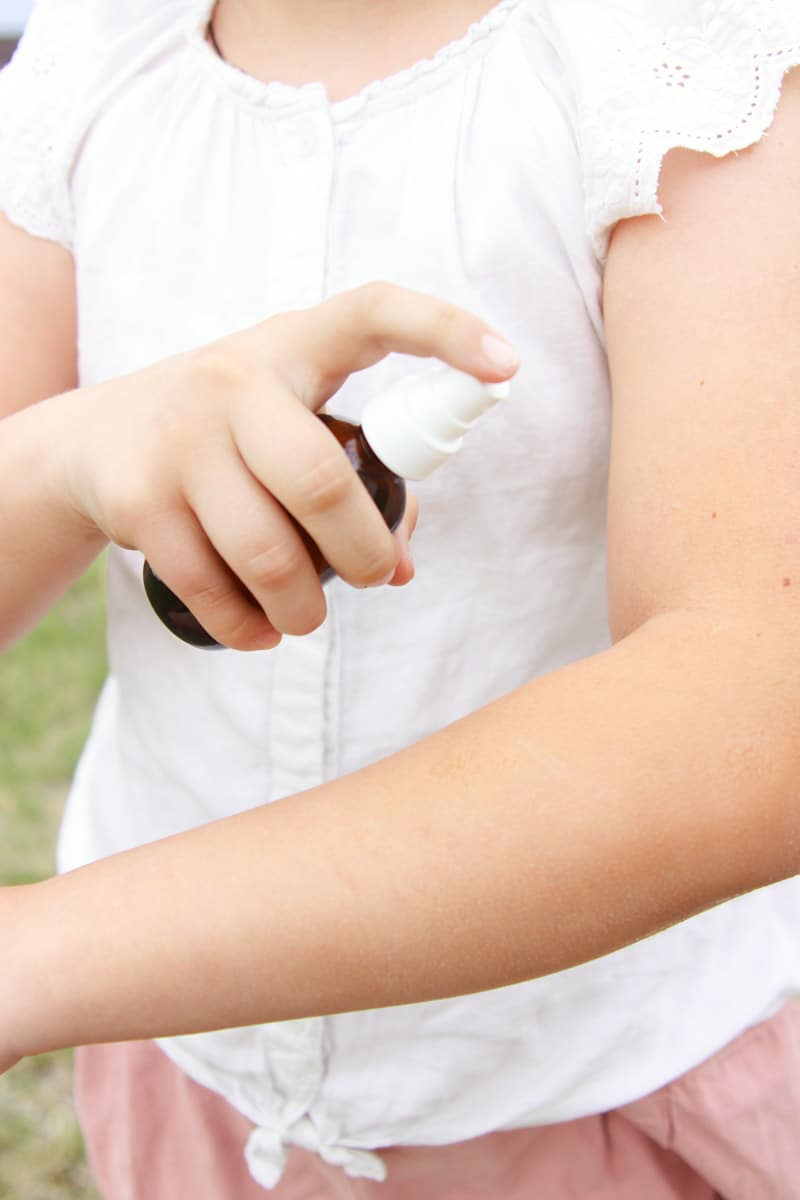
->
left=0, top=212, right=516, bottom=651
left=0, top=214, right=104, bottom=645
left=2, top=71, right=800, bottom=1072
left=2, top=601, right=795, bottom=1066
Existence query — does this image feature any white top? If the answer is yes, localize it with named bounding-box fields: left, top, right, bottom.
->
left=3, top=0, right=800, bottom=1189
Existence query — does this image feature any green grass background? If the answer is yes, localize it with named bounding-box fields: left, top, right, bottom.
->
left=0, top=560, right=107, bottom=1200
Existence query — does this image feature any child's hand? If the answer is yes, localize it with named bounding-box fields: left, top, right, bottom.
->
left=64, top=284, right=518, bottom=650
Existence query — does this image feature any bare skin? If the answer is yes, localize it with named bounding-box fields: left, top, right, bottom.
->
left=0, top=4, right=799, bottom=1077
left=211, top=0, right=500, bottom=100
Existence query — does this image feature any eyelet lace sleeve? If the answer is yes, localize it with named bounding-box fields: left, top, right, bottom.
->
left=544, top=0, right=800, bottom=260
left=0, top=0, right=95, bottom=249
left=0, top=0, right=202, bottom=250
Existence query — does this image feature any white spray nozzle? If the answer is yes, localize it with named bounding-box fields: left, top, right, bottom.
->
left=361, top=367, right=510, bottom=481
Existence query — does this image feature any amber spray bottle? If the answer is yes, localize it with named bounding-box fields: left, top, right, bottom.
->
left=143, top=367, right=510, bottom=648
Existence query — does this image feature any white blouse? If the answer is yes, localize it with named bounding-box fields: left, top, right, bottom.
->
left=3, top=0, right=800, bottom=1189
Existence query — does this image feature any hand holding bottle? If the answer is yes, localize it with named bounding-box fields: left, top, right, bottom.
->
left=146, top=367, right=511, bottom=647
left=62, top=283, right=519, bottom=651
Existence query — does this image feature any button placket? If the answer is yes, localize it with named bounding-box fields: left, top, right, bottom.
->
left=276, top=114, right=319, bottom=163
left=261, top=95, right=336, bottom=1159
left=159, top=101, right=342, bottom=1185
left=267, top=100, right=338, bottom=802
left=265, top=104, right=335, bottom=312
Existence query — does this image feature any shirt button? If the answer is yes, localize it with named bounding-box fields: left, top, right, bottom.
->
left=277, top=117, right=319, bottom=163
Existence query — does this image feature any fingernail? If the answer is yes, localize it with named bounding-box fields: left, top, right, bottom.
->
left=255, top=626, right=282, bottom=650
left=481, top=333, right=520, bottom=374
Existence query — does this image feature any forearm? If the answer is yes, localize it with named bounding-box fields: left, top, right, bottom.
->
left=7, top=608, right=798, bottom=1058
left=0, top=396, right=107, bottom=648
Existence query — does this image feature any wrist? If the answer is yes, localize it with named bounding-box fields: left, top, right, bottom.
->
left=8, top=391, right=108, bottom=557
left=40, top=389, right=109, bottom=552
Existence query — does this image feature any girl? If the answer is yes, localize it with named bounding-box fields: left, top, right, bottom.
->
left=2, top=1, right=800, bottom=1197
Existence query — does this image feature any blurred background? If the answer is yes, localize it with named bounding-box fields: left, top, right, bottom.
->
left=0, top=0, right=31, bottom=62
left=0, top=0, right=32, bottom=31
left=0, top=2, right=106, bottom=1196
left=0, top=566, right=106, bottom=1199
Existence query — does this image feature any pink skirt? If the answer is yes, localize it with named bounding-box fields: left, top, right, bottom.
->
left=75, top=1000, right=800, bottom=1200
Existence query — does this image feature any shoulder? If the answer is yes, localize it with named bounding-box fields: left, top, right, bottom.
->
left=0, top=0, right=207, bottom=248
left=3, top=0, right=204, bottom=67
left=531, top=0, right=800, bottom=257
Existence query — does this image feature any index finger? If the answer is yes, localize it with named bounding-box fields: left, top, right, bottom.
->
left=270, top=282, right=520, bottom=408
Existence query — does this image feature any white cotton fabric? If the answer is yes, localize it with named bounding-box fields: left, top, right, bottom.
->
left=3, top=0, right=800, bottom=1188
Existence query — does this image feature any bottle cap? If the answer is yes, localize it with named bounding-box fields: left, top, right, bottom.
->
left=361, top=367, right=510, bottom=481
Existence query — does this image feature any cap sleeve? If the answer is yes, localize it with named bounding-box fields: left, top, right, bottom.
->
left=0, top=0, right=106, bottom=248
left=0, top=0, right=204, bottom=250
left=544, top=0, right=800, bottom=260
